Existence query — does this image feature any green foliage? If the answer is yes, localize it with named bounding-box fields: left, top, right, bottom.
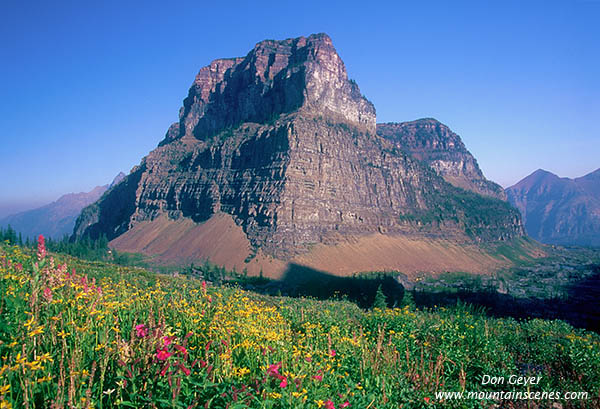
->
left=372, top=284, right=387, bottom=310
left=43, top=234, right=109, bottom=261
left=0, top=225, right=21, bottom=245
left=399, top=186, right=520, bottom=239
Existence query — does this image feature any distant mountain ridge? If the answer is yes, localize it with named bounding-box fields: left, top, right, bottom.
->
left=506, top=168, right=600, bottom=247
left=1, top=172, right=125, bottom=239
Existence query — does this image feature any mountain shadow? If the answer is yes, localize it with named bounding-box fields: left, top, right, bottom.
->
left=251, top=263, right=405, bottom=309
left=411, top=265, right=600, bottom=333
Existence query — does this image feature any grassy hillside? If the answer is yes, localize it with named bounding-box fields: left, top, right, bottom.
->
left=0, top=239, right=599, bottom=408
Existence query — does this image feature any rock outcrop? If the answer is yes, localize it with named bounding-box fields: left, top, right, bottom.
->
left=377, top=119, right=506, bottom=200
left=162, top=33, right=375, bottom=145
left=506, top=168, right=600, bottom=247
left=73, top=33, right=524, bottom=274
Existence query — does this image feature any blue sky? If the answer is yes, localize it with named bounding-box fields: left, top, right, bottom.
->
left=1, top=0, right=598, bottom=217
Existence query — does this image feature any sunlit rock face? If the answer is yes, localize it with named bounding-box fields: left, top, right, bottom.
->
left=377, top=119, right=506, bottom=200
left=74, top=34, right=523, bottom=259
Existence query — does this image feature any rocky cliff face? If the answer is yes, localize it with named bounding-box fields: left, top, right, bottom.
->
left=162, top=33, right=375, bottom=146
left=377, top=119, right=506, bottom=200
left=74, top=33, right=523, bottom=265
left=506, top=169, right=600, bottom=247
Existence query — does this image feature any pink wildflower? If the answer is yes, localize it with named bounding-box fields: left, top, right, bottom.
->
left=43, top=287, right=52, bottom=301
left=174, top=344, right=188, bottom=358
left=330, top=349, right=336, bottom=357
left=160, top=362, right=170, bottom=376
left=163, top=336, right=173, bottom=346
left=324, top=400, right=335, bottom=409
left=279, top=377, right=287, bottom=388
left=156, top=348, right=172, bottom=361
left=135, top=324, right=148, bottom=338
left=267, top=362, right=281, bottom=377
left=313, top=374, right=323, bottom=381
left=341, top=401, right=351, bottom=408
left=37, top=235, right=46, bottom=261
left=178, top=362, right=191, bottom=376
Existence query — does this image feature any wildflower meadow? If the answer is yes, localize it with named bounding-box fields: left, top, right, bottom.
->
left=0, top=237, right=599, bottom=408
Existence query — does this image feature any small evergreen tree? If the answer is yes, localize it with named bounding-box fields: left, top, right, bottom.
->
left=372, top=284, right=387, bottom=310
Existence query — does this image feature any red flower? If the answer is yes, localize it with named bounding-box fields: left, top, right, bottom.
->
left=330, top=349, right=336, bottom=357
left=324, top=400, right=335, bottom=409
left=313, top=374, right=323, bottom=381
left=37, top=235, right=46, bottom=261
left=279, top=377, right=287, bottom=388
left=163, top=336, right=173, bottom=346
left=424, top=397, right=431, bottom=403
left=267, top=362, right=281, bottom=377
left=156, top=348, right=172, bottom=361
left=160, top=362, right=170, bottom=376
left=178, top=362, right=191, bottom=376
left=174, top=344, right=188, bottom=358
left=135, top=324, right=148, bottom=338
left=43, top=287, right=52, bottom=301
left=340, top=401, right=350, bottom=408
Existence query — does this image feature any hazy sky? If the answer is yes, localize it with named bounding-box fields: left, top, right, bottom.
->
left=1, top=0, right=598, bottom=217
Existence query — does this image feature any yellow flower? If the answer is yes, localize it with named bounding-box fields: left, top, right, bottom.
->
left=38, top=353, right=53, bottom=363
left=28, top=325, right=44, bottom=337
left=15, top=353, right=26, bottom=365
left=23, top=316, right=35, bottom=329
left=315, top=400, right=324, bottom=408
left=57, top=330, right=70, bottom=339
left=0, top=400, right=13, bottom=409
left=0, top=384, right=10, bottom=394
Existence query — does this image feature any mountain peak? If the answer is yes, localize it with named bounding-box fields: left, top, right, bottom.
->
left=531, top=168, right=554, bottom=176
left=110, top=172, right=126, bottom=188
left=376, top=119, right=506, bottom=199
left=162, top=33, right=375, bottom=145
left=74, top=34, right=523, bottom=277
left=509, top=169, right=560, bottom=191
left=506, top=168, right=600, bottom=246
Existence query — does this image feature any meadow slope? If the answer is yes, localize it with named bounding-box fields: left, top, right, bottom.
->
left=0, top=239, right=598, bottom=408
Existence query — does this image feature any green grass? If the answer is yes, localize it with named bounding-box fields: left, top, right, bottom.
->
left=0, top=240, right=599, bottom=408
